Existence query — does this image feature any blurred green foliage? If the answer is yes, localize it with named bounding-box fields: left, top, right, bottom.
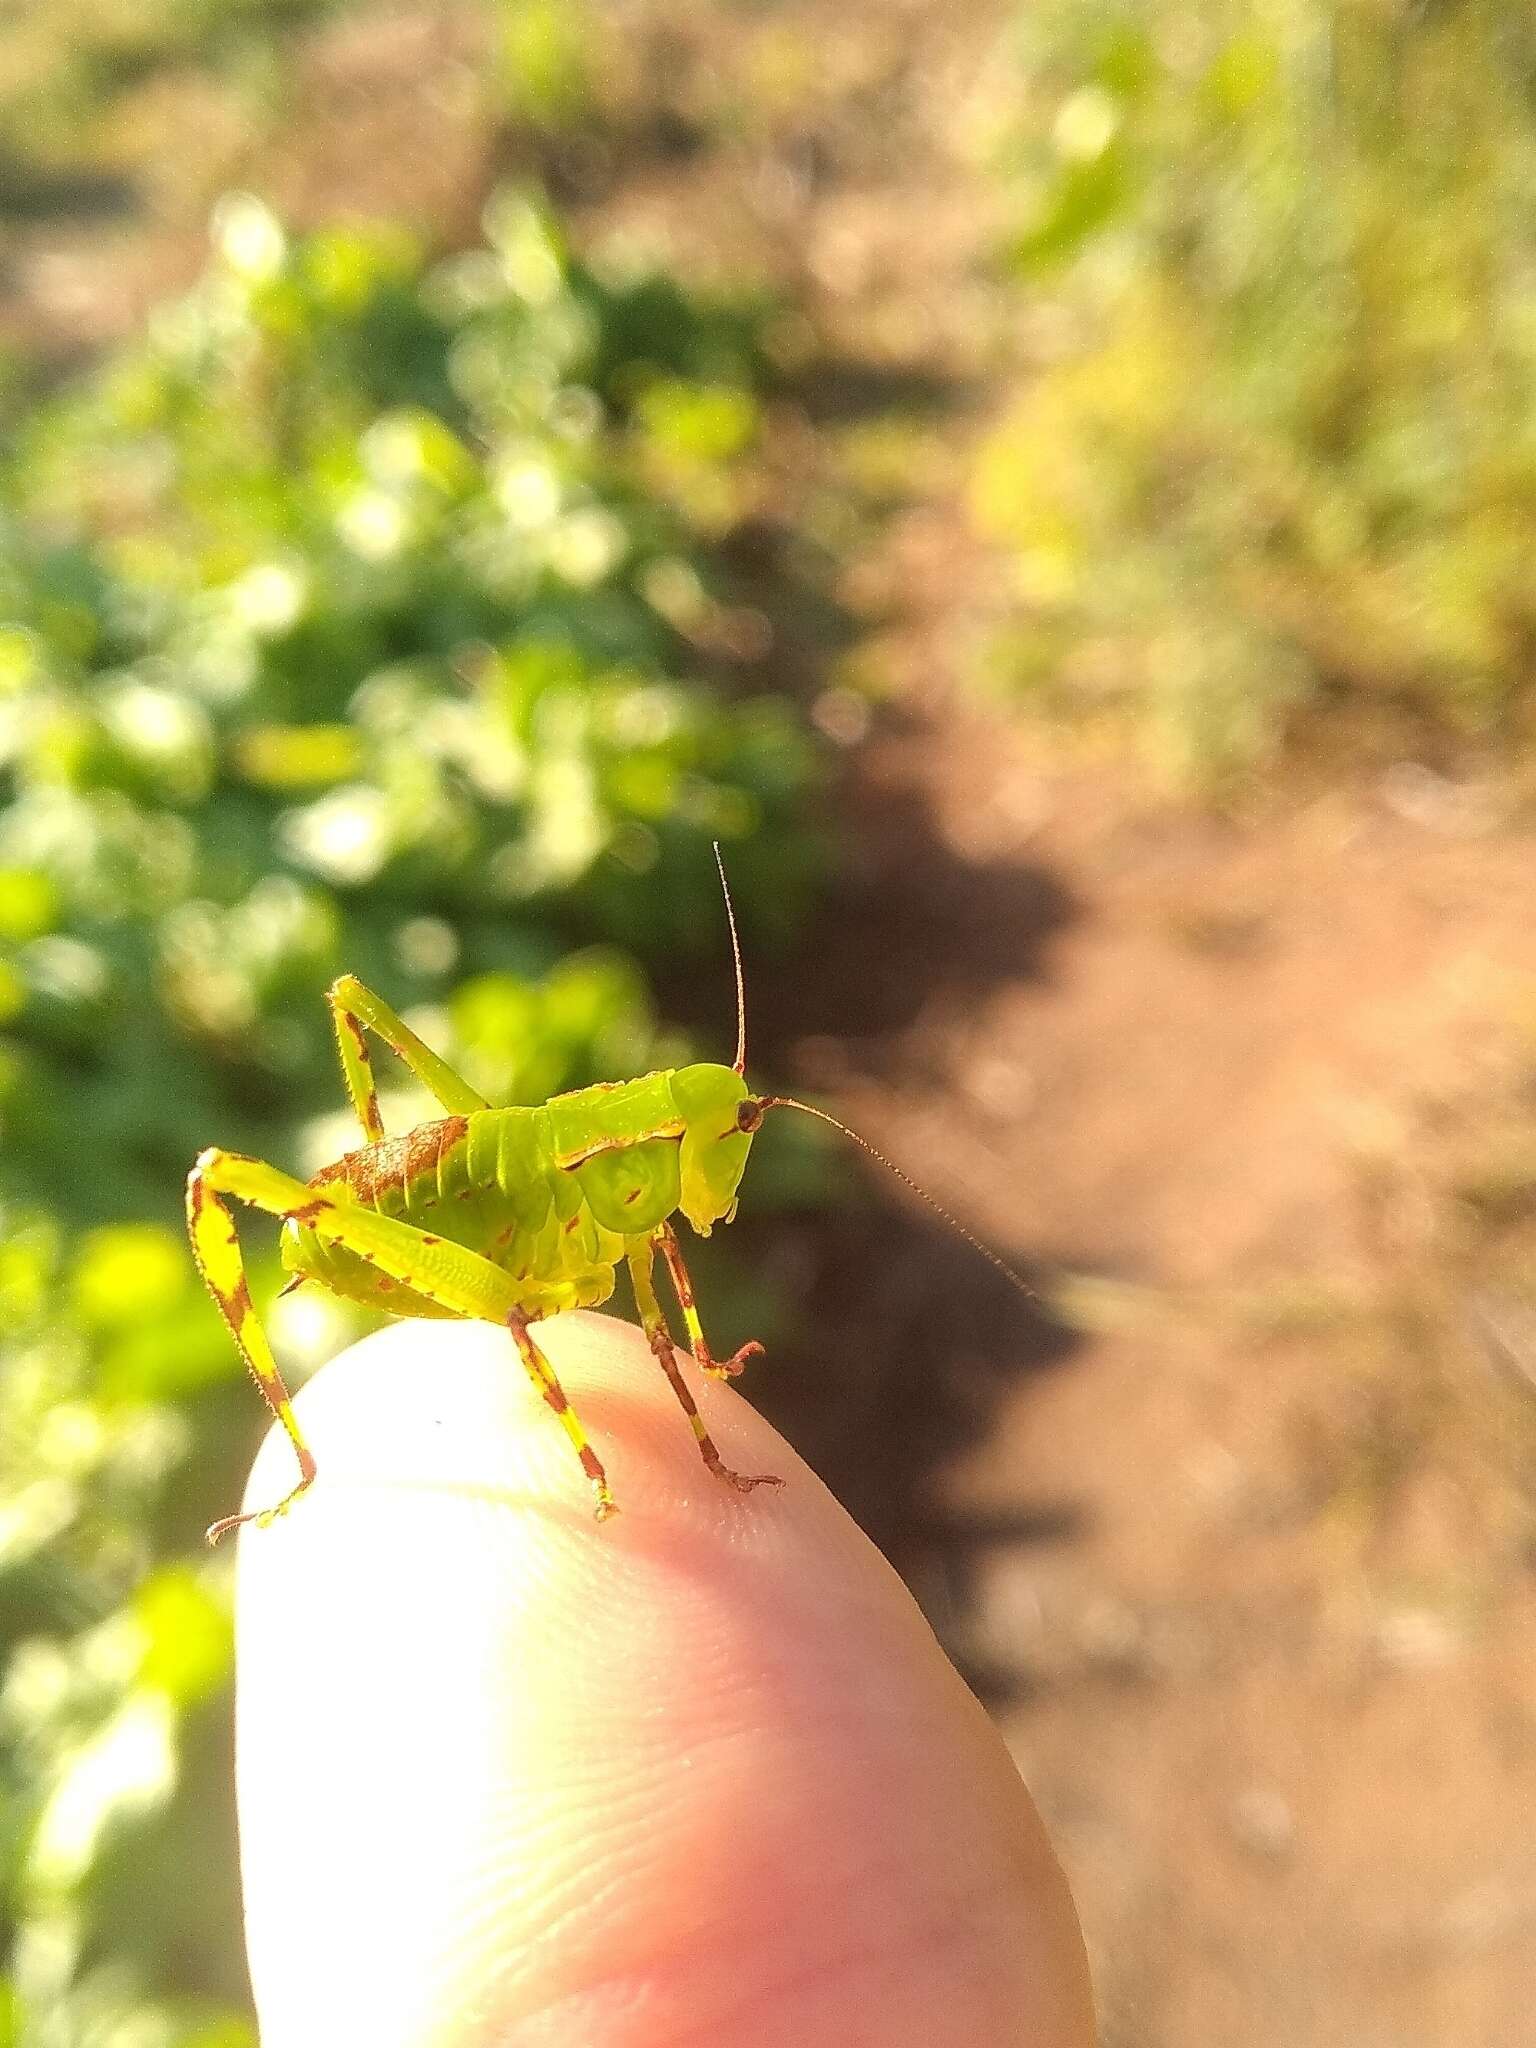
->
left=975, top=0, right=1536, bottom=780
left=494, top=0, right=597, bottom=132
left=0, top=188, right=820, bottom=2041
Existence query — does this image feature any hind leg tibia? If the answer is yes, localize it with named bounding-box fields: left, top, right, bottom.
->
left=327, top=974, right=490, bottom=1141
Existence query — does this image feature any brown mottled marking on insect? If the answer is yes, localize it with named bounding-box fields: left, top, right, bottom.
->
left=623, top=1187, right=642, bottom=1205
left=310, top=1136, right=405, bottom=1206
left=341, top=1012, right=369, bottom=1059
left=563, top=1214, right=580, bottom=1234
left=340, top=1012, right=380, bottom=1124
left=230, top=1276, right=254, bottom=1320
left=289, top=1199, right=327, bottom=1226
left=420, top=1234, right=441, bottom=1246
left=308, top=1153, right=360, bottom=1189
left=309, top=1113, right=470, bottom=1213
left=409, top=1114, right=468, bottom=1186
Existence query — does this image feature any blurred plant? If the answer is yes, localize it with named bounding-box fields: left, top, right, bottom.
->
left=973, top=0, right=1536, bottom=781
left=0, top=188, right=821, bottom=2040
left=493, top=0, right=596, bottom=132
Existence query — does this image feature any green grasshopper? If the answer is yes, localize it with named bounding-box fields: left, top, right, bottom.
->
left=190, top=851, right=1024, bottom=1541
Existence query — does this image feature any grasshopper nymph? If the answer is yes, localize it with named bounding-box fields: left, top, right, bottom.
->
left=190, top=849, right=1027, bottom=1539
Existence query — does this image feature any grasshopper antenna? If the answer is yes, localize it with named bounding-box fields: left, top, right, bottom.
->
left=713, top=840, right=748, bottom=1076
left=756, top=1094, right=1037, bottom=1300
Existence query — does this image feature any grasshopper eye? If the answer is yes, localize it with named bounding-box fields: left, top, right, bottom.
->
left=735, top=1098, right=765, bottom=1133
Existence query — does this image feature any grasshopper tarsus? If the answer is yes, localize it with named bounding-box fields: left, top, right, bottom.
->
left=205, top=1475, right=313, bottom=1545
left=717, top=1467, right=785, bottom=1494
left=702, top=1338, right=765, bottom=1381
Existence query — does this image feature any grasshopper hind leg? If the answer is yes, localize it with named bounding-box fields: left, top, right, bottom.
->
left=326, top=973, right=489, bottom=1142
left=193, top=1146, right=626, bottom=1529
left=186, top=1161, right=318, bottom=1543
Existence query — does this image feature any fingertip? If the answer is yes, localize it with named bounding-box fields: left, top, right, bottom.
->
left=234, top=1314, right=1092, bottom=2048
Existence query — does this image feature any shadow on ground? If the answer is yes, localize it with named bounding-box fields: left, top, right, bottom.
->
left=739, top=1196, right=1083, bottom=1704
left=756, top=758, right=1079, bottom=1056
left=0, top=156, right=139, bottom=225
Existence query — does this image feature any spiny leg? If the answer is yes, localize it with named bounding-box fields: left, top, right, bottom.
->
left=186, top=1163, right=316, bottom=1543
left=327, top=972, right=490, bottom=1142
left=626, top=1238, right=782, bottom=1495
left=192, top=1148, right=617, bottom=1527
left=655, top=1220, right=764, bottom=1380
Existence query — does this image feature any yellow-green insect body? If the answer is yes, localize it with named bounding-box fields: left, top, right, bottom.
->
left=282, top=1064, right=754, bottom=1324
left=188, top=900, right=781, bottom=1543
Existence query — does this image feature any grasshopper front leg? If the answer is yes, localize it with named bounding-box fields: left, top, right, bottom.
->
left=626, top=1237, right=782, bottom=1496
left=654, top=1221, right=765, bottom=1381
left=190, top=1148, right=616, bottom=1535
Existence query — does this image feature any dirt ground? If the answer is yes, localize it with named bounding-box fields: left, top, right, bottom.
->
left=8, top=4, right=1536, bottom=2041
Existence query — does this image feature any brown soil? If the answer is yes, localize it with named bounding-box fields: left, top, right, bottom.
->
left=9, top=4, right=1536, bottom=2041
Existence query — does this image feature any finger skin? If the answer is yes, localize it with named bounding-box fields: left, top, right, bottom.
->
left=233, top=1313, right=1095, bottom=2048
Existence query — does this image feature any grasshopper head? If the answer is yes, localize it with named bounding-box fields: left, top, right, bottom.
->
left=671, top=1062, right=763, bottom=1234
